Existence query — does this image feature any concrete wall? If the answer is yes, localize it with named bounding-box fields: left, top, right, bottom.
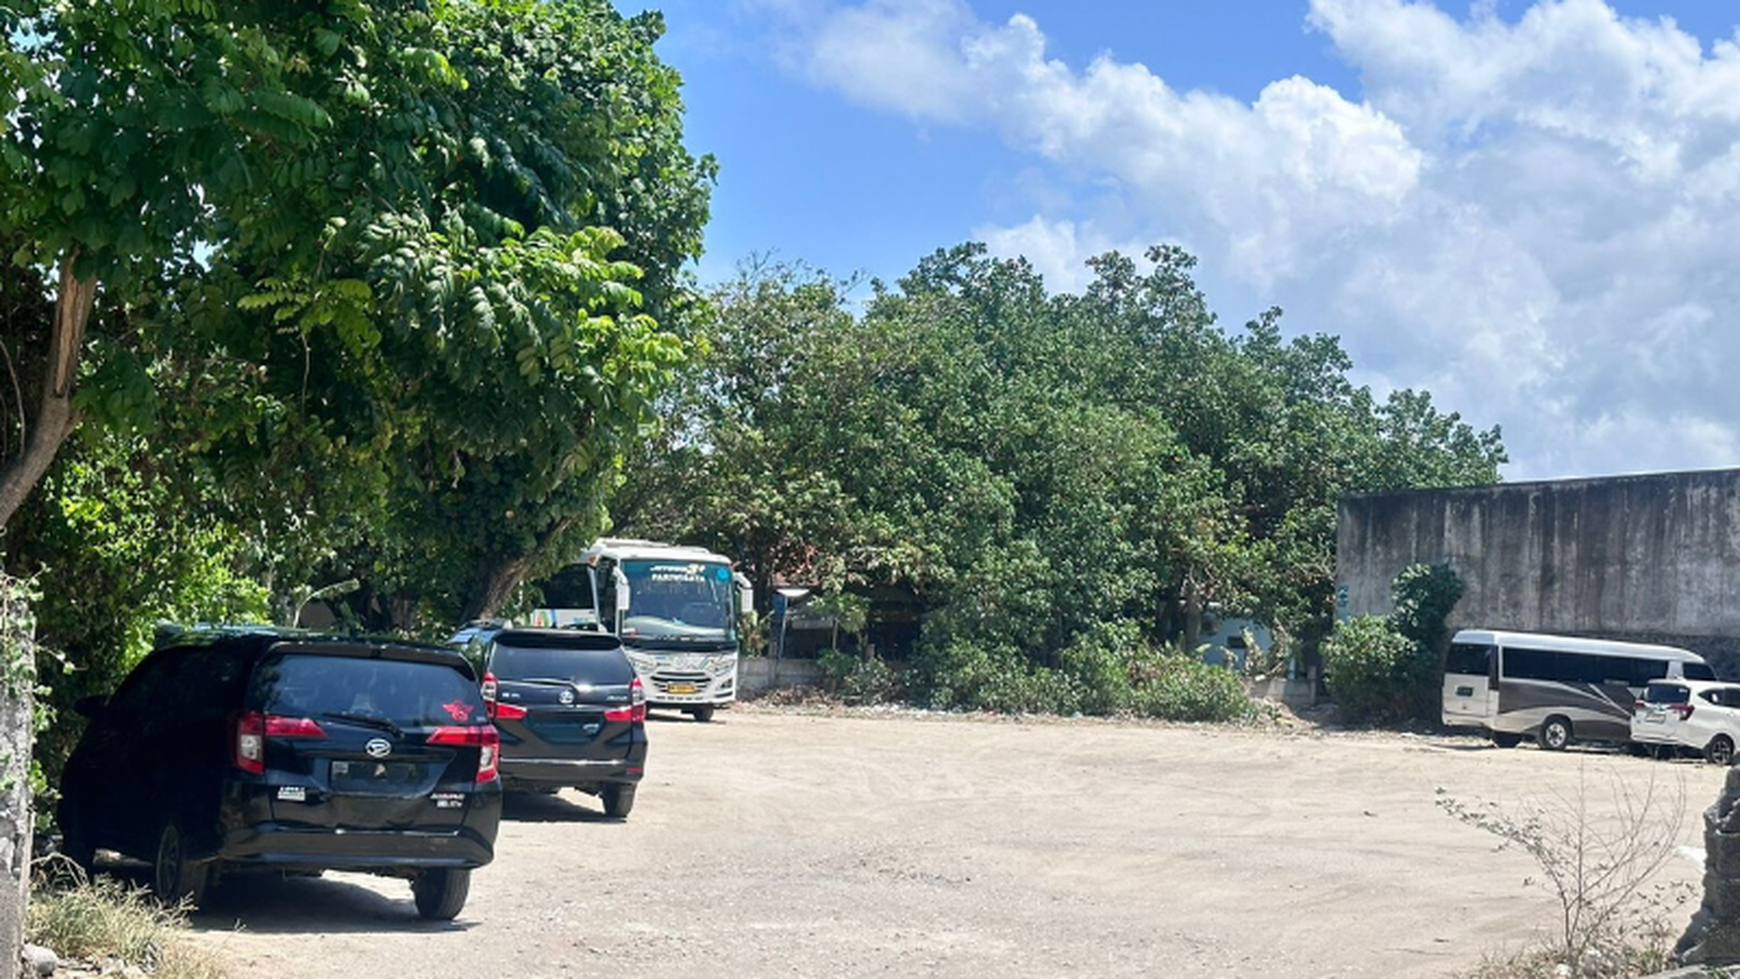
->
left=738, top=656, right=826, bottom=693
left=1337, top=469, right=1740, bottom=674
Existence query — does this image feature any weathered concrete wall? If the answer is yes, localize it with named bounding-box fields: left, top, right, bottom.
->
left=1337, top=470, right=1740, bottom=673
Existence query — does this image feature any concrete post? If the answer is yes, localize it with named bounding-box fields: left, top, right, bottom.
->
left=0, top=576, right=35, bottom=978
left=1677, top=764, right=1740, bottom=965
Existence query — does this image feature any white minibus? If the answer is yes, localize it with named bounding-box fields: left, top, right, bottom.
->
left=1441, top=629, right=1714, bottom=750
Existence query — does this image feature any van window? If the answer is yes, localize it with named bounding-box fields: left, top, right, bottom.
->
left=1685, top=662, right=1718, bottom=681
left=1502, top=646, right=1555, bottom=680
left=1446, top=642, right=1491, bottom=676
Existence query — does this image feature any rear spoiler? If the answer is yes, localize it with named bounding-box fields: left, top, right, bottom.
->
left=491, top=629, right=623, bottom=652
left=265, top=639, right=478, bottom=678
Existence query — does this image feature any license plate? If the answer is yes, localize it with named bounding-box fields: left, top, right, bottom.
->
left=667, top=683, right=698, bottom=695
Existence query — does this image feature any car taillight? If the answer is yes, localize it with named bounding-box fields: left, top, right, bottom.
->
left=1634, top=700, right=1647, bottom=713
left=232, top=712, right=326, bottom=774
left=234, top=711, right=265, bottom=775
left=1675, top=703, right=1695, bottom=720
left=605, top=677, right=647, bottom=723
left=493, top=700, right=527, bottom=721
left=481, top=672, right=499, bottom=719
left=429, top=725, right=500, bottom=783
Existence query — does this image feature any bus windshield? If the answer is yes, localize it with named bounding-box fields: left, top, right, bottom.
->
left=621, top=560, right=736, bottom=642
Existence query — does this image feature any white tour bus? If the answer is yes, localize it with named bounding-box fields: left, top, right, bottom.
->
left=524, top=539, right=752, bottom=722
left=1441, top=628, right=1715, bottom=750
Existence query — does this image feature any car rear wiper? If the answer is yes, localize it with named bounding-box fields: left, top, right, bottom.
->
left=317, top=711, right=404, bottom=738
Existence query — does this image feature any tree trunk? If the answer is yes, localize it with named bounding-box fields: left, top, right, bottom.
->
left=0, top=576, right=36, bottom=975
left=0, top=255, right=95, bottom=530
left=462, top=554, right=535, bottom=622
left=1181, top=575, right=1203, bottom=652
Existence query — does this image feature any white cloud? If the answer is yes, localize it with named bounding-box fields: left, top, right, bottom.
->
left=760, top=0, right=1740, bottom=479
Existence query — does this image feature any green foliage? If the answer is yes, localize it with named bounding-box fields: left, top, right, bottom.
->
left=1321, top=562, right=1463, bottom=724
left=817, top=647, right=900, bottom=705
left=1322, top=614, right=1426, bottom=724
left=1390, top=562, right=1464, bottom=652
left=5, top=433, right=269, bottom=811
left=1131, top=655, right=1256, bottom=724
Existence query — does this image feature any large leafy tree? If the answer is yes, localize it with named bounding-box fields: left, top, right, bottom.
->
left=2, top=1, right=712, bottom=630
left=616, top=245, right=1505, bottom=695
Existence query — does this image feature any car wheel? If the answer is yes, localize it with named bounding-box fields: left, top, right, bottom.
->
left=602, top=783, right=636, bottom=819
left=412, top=868, right=471, bottom=921
left=151, top=820, right=208, bottom=908
left=1537, top=716, right=1573, bottom=752
left=689, top=706, right=716, bottom=723
left=1490, top=732, right=1523, bottom=749
left=1707, top=735, right=1736, bottom=766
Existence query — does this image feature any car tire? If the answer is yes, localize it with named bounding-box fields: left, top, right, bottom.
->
left=151, top=820, right=209, bottom=908
left=689, top=706, right=716, bottom=723
left=1490, top=732, right=1523, bottom=749
left=413, top=868, right=470, bottom=921
left=1537, top=716, right=1573, bottom=752
left=1707, top=735, right=1736, bottom=766
left=601, top=783, right=636, bottom=819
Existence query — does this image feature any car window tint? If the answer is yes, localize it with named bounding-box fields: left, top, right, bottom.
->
left=1687, top=662, right=1719, bottom=681
left=255, top=654, right=485, bottom=726
left=1630, top=657, right=1671, bottom=686
left=490, top=644, right=634, bottom=684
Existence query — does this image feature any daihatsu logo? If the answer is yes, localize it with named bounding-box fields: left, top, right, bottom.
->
left=365, top=738, right=392, bottom=759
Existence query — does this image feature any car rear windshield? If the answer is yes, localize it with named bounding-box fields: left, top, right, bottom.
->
left=1644, top=683, right=1691, bottom=705
left=491, top=644, right=634, bottom=685
left=254, top=653, right=486, bottom=726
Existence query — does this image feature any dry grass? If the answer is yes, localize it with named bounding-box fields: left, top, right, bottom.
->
left=28, top=859, right=225, bottom=979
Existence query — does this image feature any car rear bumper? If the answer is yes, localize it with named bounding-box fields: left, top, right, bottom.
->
left=500, top=757, right=644, bottom=786
left=217, top=820, right=499, bottom=872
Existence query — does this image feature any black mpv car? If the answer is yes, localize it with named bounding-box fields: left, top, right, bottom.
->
left=58, top=629, right=503, bottom=920
left=476, top=628, right=647, bottom=818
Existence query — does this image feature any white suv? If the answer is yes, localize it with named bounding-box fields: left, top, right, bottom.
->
left=1632, top=678, right=1740, bottom=764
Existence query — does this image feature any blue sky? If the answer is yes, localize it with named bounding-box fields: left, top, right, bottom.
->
left=614, top=0, right=1740, bottom=481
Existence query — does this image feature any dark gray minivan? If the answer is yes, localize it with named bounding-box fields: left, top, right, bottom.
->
left=58, top=629, right=503, bottom=919
left=472, top=628, right=648, bottom=818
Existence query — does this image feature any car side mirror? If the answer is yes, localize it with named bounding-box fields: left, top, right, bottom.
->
left=72, top=694, right=109, bottom=720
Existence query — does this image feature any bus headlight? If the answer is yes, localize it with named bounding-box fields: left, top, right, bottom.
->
left=709, top=656, right=736, bottom=675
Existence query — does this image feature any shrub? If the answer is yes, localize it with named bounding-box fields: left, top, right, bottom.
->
left=910, top=638, right=1079, bottom=714
left=1322, top=614, right=1429, bottom=723
left=1439, top=772, right=1686, bottom=978
left=1057, top=620, right=1143, bottom=715
left=818, top=647, right=901, bottom=705
left=1130, top=654, right=1256, bottom=723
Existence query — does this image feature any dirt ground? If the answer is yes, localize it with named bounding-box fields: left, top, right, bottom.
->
left=183, top=707, right=1726, bottom=978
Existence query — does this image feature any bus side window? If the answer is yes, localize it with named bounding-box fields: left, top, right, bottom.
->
left=1630, top=657, right=1669, bottom=687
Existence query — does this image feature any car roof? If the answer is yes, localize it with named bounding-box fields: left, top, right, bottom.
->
left=157, top=626, right=475, bottom=673
left=489, top=628, right=624, bottom=652
left=1453, top=629, right=1704, bottom=661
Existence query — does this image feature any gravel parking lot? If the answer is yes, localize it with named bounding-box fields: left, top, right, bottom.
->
left=187, top=708, right=1725, bottom=978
